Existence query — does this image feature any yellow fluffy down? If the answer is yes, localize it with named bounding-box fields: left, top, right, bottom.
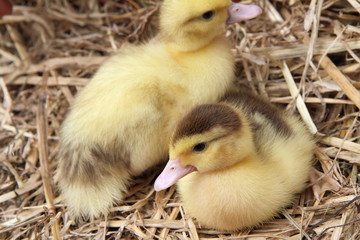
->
left=57, top=0, right=236, bottom=219
left=169, top=93, right=314, bottom=230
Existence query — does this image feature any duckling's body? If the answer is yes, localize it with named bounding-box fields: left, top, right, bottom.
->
left=155, top=91, right=314, bottom=231
left=57, top=0, right=262, bottom=219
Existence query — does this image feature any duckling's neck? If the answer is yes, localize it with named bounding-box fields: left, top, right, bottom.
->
left=230, top=147, right=260, bottom=171
left=202, top=127, right=259, bottom=173
left=162, top=36, right=232, bottom=70
left=234, top=154, right=261, bottom=168
left=204, top=153, right=261, bottom=177
left=220, top=115, right=261, bottom=170
left=162, top=34, right=226, bottom=54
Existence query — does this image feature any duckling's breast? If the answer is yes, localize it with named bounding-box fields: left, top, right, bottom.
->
left=177, top=160, right=295, bottom=230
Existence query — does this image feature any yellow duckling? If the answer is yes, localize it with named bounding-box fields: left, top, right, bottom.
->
left=155, top=90, right=315, bottom=231
left=56, top=1, right=262, bottom=219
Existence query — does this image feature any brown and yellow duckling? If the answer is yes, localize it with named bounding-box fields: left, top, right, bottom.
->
left=155, top=91, right=315, bottom=231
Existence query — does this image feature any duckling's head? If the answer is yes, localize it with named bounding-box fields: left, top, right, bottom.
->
left=159, top=0, right=262, bottom=52
left=154, top=103, right=254, bottom=191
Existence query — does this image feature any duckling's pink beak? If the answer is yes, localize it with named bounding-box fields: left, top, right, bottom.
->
left=227, top=3, right=262, bottom=25
left=154, top=158, right=196, bottom=192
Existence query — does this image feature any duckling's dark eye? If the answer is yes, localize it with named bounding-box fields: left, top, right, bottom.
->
left=201, top=11, right=215, bottom=20
left=192, top=142, right=207, bottom=152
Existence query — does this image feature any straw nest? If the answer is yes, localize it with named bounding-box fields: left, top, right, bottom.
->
left=1, top=0, right=359, bottom=239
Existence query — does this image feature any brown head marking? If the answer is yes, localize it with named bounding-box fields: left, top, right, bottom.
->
left=172, top=104, right=241, bottom=143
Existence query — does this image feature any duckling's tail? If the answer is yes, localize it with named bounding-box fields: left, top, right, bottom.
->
left=55, top=142, right=130, bottom=220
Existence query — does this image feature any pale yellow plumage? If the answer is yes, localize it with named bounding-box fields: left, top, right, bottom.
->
left=155, top=91, right=315, bottom=230
left=56, top=0, right=262, bottom=219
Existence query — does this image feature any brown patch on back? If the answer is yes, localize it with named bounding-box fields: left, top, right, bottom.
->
left=57, top=139, right=130, bottom=187
left=172, top=104, right=241, bottom=143
left=91, top=139, right=131, bottom=167
left=222, top=91, right=292, bottom=137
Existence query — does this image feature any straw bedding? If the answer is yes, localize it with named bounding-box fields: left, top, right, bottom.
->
left=0, top=0, right=359, bottom=239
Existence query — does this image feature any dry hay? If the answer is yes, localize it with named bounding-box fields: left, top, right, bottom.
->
left=0, top=0, right=360, bottom=239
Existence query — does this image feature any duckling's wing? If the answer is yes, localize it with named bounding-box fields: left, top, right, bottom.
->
left=57, top=87, right=168, bottom=219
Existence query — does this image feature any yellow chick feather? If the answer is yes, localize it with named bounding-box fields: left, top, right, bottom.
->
left=155, top=90, right=315, bottom=231
left=56, top=0, right=256, bottom=219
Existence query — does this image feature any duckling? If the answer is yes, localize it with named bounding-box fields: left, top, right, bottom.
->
left=56, top=1, right=262, bottom=219
left=154, top=90, right=315, bottom=231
